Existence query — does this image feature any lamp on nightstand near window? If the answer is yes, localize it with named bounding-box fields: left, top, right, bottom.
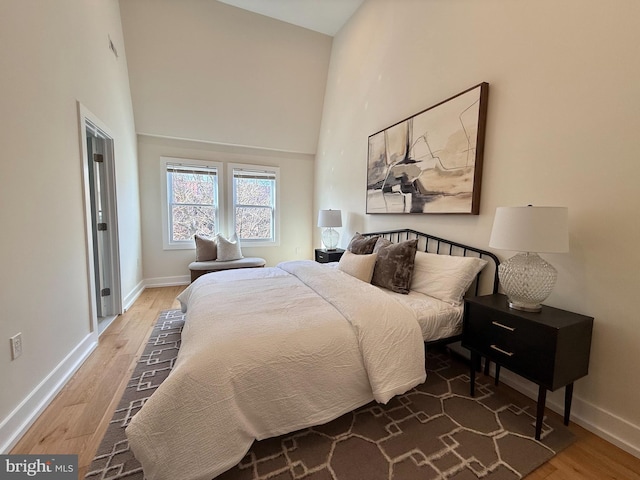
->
left=489, top=205, right=569, bottom=312
left=317, top=209, right=342, bottom=251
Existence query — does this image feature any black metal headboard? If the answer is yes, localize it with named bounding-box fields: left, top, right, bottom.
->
left=362, top=229, right=500, bottom=297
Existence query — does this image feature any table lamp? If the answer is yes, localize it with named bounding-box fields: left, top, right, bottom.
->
left=317, top=209, right=342, bottom=251
left=489, top=205, right=569, bottom=312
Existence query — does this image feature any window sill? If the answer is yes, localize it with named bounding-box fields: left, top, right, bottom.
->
left=163, top=242, right=195, bottom=251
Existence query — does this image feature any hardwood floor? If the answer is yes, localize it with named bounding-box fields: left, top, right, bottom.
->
left=10, top=286, right=640, bottom=479
left=9, top=286, right=185, bottom=479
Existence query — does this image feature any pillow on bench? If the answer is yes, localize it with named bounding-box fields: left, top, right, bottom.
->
left=194, top=234, right=217, bottom=261
left=216, top=233, right=243, bottom=261
left=190, top=233, right=263, bottom=282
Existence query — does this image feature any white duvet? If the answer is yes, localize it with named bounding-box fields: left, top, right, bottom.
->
left=126, top=260, right=426, bottom=480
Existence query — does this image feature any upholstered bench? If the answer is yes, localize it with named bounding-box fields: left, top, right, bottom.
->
left=189, top=257, right=266, bottom=282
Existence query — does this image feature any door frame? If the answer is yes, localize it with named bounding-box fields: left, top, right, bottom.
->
left=78, top=102, right=122, bottom=334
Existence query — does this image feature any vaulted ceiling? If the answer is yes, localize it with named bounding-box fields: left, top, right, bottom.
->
left=217, top=0, right=363, bottom=36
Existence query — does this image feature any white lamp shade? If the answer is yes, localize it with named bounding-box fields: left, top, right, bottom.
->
left=489, top=206, right=569, bottom=253
left=317, top=209, right=342, bottom=228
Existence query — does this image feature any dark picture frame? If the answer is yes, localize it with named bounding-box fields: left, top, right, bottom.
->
left=366, top=82, right=489, bottom=214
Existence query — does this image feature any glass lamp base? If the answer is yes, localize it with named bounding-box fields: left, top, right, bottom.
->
left=498, top=252, right=557, bottom=312
left=507, top=299, right=543, bottom=312
left=322, top=228, right=339, bottom=251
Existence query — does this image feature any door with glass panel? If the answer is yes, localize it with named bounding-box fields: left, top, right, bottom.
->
left=86, top=123, right=119, bottom=319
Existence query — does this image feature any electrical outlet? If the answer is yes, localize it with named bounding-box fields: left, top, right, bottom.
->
left=10, top=333, right=22, bottom=360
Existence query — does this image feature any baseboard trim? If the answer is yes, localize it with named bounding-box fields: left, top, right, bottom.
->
left=123, top=280, right=145, bottom=312
left=0, top=332, right=98, bottom=453
left=144, top=275, right=190, bottom=288
left=447, top=342, right=640, bottom=459
left=1, top=278, right=185, bottom=453
left=498, top=370, right=640, bottom=459
left=123, top=277, right=188, bottom=309
left=10, top=290, right=635, bottom=460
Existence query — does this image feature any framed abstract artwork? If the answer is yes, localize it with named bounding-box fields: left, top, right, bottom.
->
left=366, top=82, right=489, bottom=214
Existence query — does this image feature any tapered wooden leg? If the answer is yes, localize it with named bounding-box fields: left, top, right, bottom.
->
left=535, top=385, right=547, bottom=440
left=564, top=382, right=574, bottom=426
left=495, top=364, right=501, bottom=386
left=470, top=352, right=477, bottom=397
left=474, top=354, right=482, bottom=372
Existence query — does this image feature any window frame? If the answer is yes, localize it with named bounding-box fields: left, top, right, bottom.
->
left=160, top=156, right=224, bottom=250
left=228, top=163, right=280, bottom=247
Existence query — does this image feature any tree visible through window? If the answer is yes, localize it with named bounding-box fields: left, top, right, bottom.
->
left=233, top=168, right=277, bottom=242
left=161, top=157, right=278, bottom=249
left=167, top=163, right=219, bottom=242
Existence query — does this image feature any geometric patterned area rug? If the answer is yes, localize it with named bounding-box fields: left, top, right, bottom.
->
left=85, top=310, right=574, bottom=480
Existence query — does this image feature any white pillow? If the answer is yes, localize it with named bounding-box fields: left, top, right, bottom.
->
left=216, top=233, right=244, bottom=261
left=337, top=250, right=378, bottom=283
left=411, top=251, right=488, bottom=305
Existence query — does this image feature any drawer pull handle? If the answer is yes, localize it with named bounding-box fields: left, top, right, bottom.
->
left=492, top=321, right=515, bottom=332
left=490, top=344, right=514, bottom=357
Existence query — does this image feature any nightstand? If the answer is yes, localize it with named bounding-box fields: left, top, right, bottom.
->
left=462, top=293, right=593, bottom=440
left=314, top=248, right=345, bottom=263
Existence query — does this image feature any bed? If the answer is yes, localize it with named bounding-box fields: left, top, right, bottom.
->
left=360, top=229, right=499, bottom=345
left=126, top=229, right=499, bottom=480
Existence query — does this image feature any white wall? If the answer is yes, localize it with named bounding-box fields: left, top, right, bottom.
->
left=138, top=135, right=314, bottom=284
left=119, top=0, right=333, bottom=154
left=119, top=0, right=332, bottom=281
left=316, top=0, right=640, bottom=455
left=0, top=0, right=141, bottom=450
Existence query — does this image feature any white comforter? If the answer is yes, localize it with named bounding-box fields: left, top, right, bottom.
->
left=126, top=260, right=426, bottom=480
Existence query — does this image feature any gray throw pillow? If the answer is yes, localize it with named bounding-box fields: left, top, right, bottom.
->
left=347, top=233, right=379, bottom=255
left=373, top=237, right=392, bottom=253
left=194, top=234, right=217, bottom=261
left=371, top=238, right=418, bottom=294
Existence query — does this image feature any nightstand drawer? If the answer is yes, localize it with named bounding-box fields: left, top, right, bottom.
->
left=463, top=302, right=556, bottom=385
left=315, top=248, right=345, bottom=263
left=316, top=250, right=330, bottom=262
left=463, top=293, right=593, bottom=440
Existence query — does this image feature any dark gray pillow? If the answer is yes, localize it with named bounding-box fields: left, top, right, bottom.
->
left=373, top=237, right=392, bottom=253
left=371, top=239, right=418, bottom=294
left=347, top=233, right=379, bottom=255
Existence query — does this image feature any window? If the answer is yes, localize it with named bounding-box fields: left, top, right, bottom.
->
left=160, top=158, right=279, bottom=249
left=230, top=164, right=279, bottom=245
left=161, top=157, right=223, bottom=249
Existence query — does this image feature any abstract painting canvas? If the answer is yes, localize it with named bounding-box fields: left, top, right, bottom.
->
left=366, top=83, right=489, bottom=214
